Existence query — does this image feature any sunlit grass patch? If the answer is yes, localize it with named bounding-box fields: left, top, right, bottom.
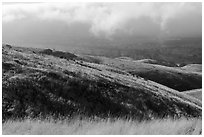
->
left=3, top=117, right=201, bottom=135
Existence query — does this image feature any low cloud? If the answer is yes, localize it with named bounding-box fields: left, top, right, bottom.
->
left=3, top=2, right=202, bottom=38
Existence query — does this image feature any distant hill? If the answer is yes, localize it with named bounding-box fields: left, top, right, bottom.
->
left=92, top=57, right=201, bottom=91
left=74, top=37, right=202, bottom=67
left=2, top=44, right=201, bottom=122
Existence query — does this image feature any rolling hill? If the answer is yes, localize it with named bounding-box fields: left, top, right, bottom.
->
left=86, top=56, right=201, bottom=91
left=2, top=44, right=201, bottom=122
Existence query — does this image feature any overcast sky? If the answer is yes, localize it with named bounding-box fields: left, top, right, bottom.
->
left=2, top=2, right=202, bottom=48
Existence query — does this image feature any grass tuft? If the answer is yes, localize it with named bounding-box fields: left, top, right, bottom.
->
left=3, top=117, right=202, bottom=135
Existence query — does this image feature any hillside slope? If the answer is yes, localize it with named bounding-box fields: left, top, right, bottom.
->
left=184, top=89, right=202, bottom=101
left=2, top=45, right=201, bottom=121
left=88, top=56, right=201, bottom=91
left=181, top=64, right=202, bottom=73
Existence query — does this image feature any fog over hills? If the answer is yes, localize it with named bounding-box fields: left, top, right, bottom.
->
left=3, top=3, right=202, bottom=50
left=2, top=2, right=202, bottom=135
left=3, top=3, right=202, bottom=66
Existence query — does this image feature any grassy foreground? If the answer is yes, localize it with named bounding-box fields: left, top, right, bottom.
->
left=3, top=118, right=202, bottom=135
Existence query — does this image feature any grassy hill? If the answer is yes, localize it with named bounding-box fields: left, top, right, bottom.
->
left=2, top=44, right=201, bottom=122
left=88, top=56, right=201, bottom=91
left=181, top=64, right=202, bottom=73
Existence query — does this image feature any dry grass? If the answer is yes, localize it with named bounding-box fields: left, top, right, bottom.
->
left=184, top=89, right=202, bottom=101
left=3, top=118, right=202, bottom=135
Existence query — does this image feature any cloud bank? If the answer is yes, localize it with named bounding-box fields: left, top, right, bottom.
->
left=3, top=2, right=202, bottom=39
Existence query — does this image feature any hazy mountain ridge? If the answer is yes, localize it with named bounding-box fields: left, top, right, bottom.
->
left=73, top=37, right=202, bottom=67
left=2, top=44, right=201, bottom=122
